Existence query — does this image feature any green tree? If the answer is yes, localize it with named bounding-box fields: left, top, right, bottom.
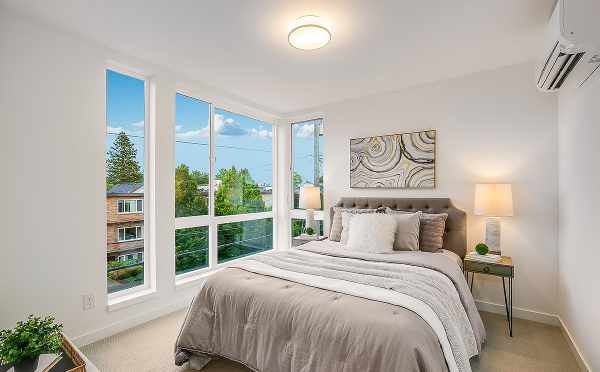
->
left=175, top=164, right=208, bottom=217
left=106, top=132, right=143, bottom=190
left=215, top=167, right=265, bottom=216
left=293, top=172, right=303, bottom=190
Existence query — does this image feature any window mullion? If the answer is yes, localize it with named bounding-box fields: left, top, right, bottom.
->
left=208, top=103, right=218, bottom=269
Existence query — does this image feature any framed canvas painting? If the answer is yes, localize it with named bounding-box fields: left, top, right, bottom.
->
left=350, top=130, right=436, bottom=188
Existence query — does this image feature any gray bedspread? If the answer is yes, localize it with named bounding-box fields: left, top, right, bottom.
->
left=175, top=243, right=485, bottom=372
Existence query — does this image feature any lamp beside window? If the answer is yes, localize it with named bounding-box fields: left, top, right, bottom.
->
left=299, top=185, right=321, bottom=235
left=474, top=183, right=514, bottom=255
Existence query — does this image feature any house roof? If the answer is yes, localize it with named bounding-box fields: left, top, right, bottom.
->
left=108, top=183, right=144, bottom=196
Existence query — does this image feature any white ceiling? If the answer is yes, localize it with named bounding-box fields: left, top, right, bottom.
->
left=2, top=0, right=555, bottom=114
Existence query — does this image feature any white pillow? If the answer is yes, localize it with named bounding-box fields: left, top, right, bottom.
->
left=340, top=212, right=353, bottom=245
left=346, top=214, right=397, bottom=253
left=387, top=212, right=421, bottom=251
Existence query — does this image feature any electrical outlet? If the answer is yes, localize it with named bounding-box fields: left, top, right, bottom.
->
left=82, top=294, right=95, bottom=311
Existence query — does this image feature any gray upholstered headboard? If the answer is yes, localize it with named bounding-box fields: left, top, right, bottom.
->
left=330, top=197, right=467, bottom=258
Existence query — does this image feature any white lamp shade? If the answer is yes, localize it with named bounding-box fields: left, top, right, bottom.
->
left=474, top=183, right=514, bottom=217
left=299, top=185, right=321, bottom=209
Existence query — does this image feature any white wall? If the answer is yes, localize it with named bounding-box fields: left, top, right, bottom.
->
left=289, top=62, right=559, bottom=316
left=557, top=79, right=600, bottom=371
left=0, top=9, right=281, bottom=344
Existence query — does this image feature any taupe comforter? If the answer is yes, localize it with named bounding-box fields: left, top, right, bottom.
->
left=175, top=242, right=485, bottom=372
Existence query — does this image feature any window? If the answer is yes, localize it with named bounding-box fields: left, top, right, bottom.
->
left=118, top=199, right=143, bottom=213
left=291, top=119, right=324, bottom=239
left=106, top=68, right=147, bottom=295
left=174, top=95, right=275, bottom=278
left=118, top=226, right=143, bottom=242
left=175, top=93, right=210, bottom=218
left=175, top=226, right=209, bottom=275
left=218, top=218, right=273, bottom=263
left=214, top=108, right=273, bottom=216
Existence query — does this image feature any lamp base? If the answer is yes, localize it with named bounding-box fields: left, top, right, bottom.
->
left=485, top=217, right=501, bottom=255
left=304, top=209, right=316, bottom=234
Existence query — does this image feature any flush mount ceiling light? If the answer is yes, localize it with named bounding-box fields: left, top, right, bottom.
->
left=288, top=15, right=331, bottom=51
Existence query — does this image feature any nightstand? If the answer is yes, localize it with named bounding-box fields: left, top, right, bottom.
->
left=464, top=255, right=514, bottom=336
left=292, top=235, right=327, bottom=247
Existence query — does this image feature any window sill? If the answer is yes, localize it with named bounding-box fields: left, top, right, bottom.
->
left=107, top=288, right=157, bottom=312
left=175, top=270, right=216, bottom=291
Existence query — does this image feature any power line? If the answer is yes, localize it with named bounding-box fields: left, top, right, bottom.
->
left=107, top=131, right=272, bottom=153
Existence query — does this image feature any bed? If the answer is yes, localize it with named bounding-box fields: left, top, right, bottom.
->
left=175, top=197, right=485, bottom=372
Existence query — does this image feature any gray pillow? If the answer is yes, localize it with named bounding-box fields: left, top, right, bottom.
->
left=386, top=212, right=421, bottom=251
left=329, top=207, right=376, bottom=241
left=385, top=208, right=448, bottom=252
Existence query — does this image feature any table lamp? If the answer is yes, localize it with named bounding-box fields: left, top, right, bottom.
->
left=299, top=184, right=321, bottom=235
left=474, top=183, right=513, bottom=255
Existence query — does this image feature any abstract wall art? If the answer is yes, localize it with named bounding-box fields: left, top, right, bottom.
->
left=350, top=130, right=436, bottom=188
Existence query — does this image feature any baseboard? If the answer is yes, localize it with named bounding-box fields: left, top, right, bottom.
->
left=474, top=299, right=559, bottom=326
left=558, top=316, right=591, bottom=372
left=71, top=295, right=193, bottom=347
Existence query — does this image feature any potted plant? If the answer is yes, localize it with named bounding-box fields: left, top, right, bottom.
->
left=0, top=315, right=63, bottom=372
left=305, top=227, right=315, bottom=236
left=475, top=242, right=490, bottom=255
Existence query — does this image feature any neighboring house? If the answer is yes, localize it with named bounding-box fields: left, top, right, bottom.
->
left=106, top=183, right=144, bottom=263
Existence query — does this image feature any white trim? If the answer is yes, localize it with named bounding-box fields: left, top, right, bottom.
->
left=558, top=316, right=592, bottom=372
left=107, top=288, right=157, bottom=312
left=474, top=299, right=559, bottom=325
left=117, top=199, right=143, bottom=214
left=117, top=225, right=144, bottom=242
left=73, top=294, right=192, bottom=347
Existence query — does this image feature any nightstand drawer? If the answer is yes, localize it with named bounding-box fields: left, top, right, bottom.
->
left=464, top=260, right=513, bottom=277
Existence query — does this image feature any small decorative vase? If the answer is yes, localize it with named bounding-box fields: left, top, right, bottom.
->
left=13, top=356, right=39, bottom=372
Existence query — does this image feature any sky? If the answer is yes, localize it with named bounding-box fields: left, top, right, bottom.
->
left=106, top=69, right=321, bottom=186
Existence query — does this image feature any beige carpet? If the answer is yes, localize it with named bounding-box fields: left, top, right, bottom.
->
left=82, top=310, right=580, bottom=372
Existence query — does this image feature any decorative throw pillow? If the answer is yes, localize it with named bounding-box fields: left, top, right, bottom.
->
left=329, top=207, right=376, bottom=241
left=346, top=214, right=397, bottom=253
left=385, top=208, right=448, bottom=252
left=386, top=212, right=421, bottom=251
left=419, top=213, right=448, bottom=252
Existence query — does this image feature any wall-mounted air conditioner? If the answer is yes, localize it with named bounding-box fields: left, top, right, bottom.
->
left=536, top=0, right=600, bottom=91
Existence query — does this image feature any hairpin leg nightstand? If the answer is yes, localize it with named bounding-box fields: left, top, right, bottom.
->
left=464, top=256, right=514, bottom=336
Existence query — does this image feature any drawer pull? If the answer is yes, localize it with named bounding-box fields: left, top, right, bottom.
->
left=483, top=266, right=490, bottom=273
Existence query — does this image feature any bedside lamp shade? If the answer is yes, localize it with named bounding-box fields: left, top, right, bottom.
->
left=474, top=184, right=513, bottom=217
left=299, top=185, right=321, bottom=210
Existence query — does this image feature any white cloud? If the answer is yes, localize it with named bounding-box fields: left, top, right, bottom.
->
left=107, top=126, right=128, bottom=134
left=249, top=126, right=272, bottom=139
left=176, top=128, right=208, bottom=141
left=131, top=121, right=145, bottom=128
left=295, top=124, right=314, bottom=138
left=173, top=115, right=271, bottom=141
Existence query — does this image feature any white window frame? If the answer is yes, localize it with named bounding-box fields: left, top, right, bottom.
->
left=174, top=88, right=278, bottom=283
left=117, top=225, right=144, bottom=242
left=118, top=199, right=143, bottom=214
left=289, top=118, right=325, bottom=248
left=106, top=64, right=154, bottom=302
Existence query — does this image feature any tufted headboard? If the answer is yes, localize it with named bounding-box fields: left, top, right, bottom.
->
left=330, top=197, right=467, bottom=258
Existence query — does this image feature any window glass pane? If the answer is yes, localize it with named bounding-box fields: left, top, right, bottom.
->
left=214, top=108, right=272, bottom=216
left=137, top=199, right=143, bottom=212
left=106, top=69, right=145, bottom=294
left=175, top=94, right=210, bottom=218
left=218, top=218, right=272, bottom=263
left=175, top=226, right=209, bottom=275
left=292, top=119, right=324, bottom=209
left=118, top=200, right=124, bottom=213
